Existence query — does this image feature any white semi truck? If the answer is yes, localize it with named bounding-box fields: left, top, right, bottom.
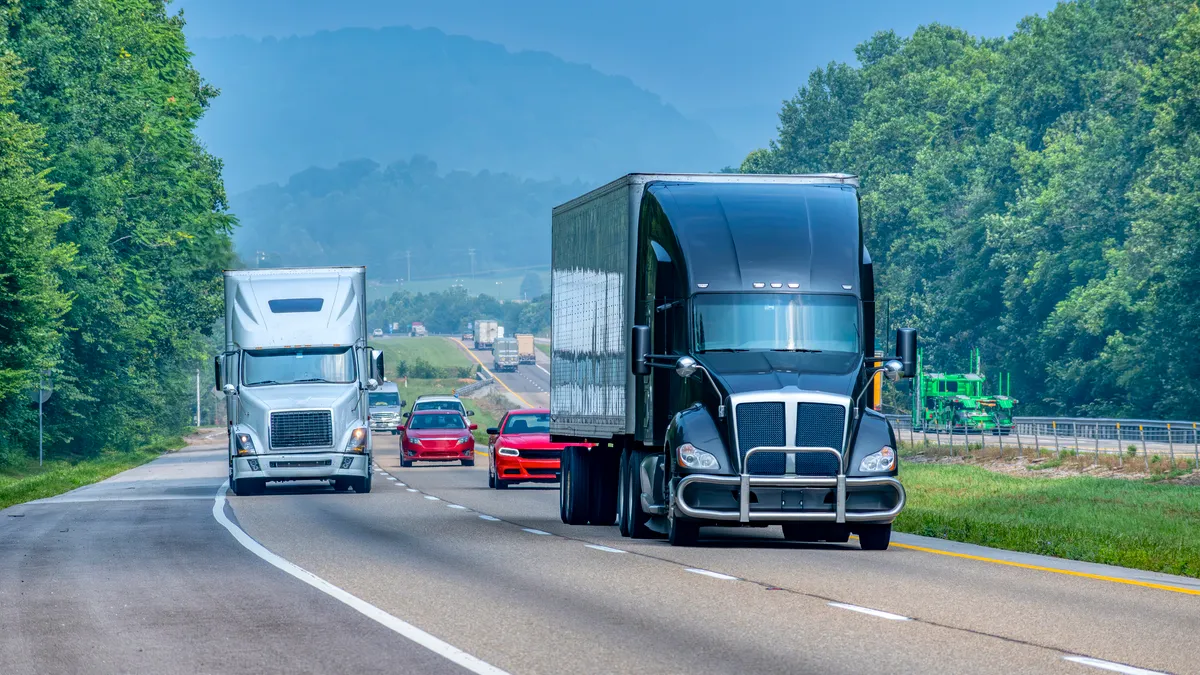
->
left=216, top=267, right=384, bottom=495
left=473, top=319, right=499, bottom=350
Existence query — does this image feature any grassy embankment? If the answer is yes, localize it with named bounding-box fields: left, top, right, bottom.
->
left=0, top=436, right=184, bottom=510
left=535, top=342, right=550, bottom=357
left=895, top=449, right=1200, bottom=578
left=370, top=336, right=501, bottom=444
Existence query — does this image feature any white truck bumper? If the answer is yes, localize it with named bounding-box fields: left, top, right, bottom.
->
left=232, top=452, right=370, bottom=481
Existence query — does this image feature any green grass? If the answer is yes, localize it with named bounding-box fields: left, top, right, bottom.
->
left=393, top=377, right=499, bottom=446
left=370, top=336, right=475, bottom=372
left=535, top=342, right=550, bottom=357
left=895, top=463, right=1200, bottom=578
left=368, top=269, right=548, bottom=302
left=0, top=436, right=183, bottom=510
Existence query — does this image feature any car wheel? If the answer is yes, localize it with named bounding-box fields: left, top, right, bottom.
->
left=488, top=462, right=496, bottom=488
left=401, top=458, right=413, bottom=468
left=495, top=477, right=509, bottom=490
left=461, top=458, right=475, bottom=467
left=857, top=524, right=892, bottom=551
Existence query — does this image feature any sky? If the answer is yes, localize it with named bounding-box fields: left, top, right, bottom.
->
left=174, top=0, right=1059, bottom=154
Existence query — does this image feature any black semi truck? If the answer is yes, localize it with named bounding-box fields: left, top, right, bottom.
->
left=549, top=173, right=917, bottom=548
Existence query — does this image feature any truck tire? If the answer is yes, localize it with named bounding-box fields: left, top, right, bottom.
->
left=782, top=523, right=849, bottom=543
left=857, top=524, right=891, bottom=551
left=668, top=508, right=699, bottom=547
left=232, top=477, right=264, bottom=496
left=618, top=449, right=653, bottom=538
left=332, top=478, right=352, bottom=492
left=355, top=472, right=373, bottom=494
left=560, top=446, right=590, bottom=525
left=587, top=450, right=618, bottom=526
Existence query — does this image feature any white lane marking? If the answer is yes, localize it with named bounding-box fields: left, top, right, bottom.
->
left=396, top=482, right=406, bottom=486
left=522, top=528, right=551, bottom=536
left=423, top=495, right=441, bottom=501
left=536, top=364, right=550, bottom=376
left=406, top=488, right=419, bottom=493
left=685, top=568, right=738, bottom=581
left=585, top=544, right=626, bottom=554
left=1063, top=656, right=1167, bottom=675
left=386, top=477, right=397, bottom=481
left=447, top=504, right=468, bottom=510
left=478, top=515, right=500, bottom=522
left=828, top=602, right=909, bottom=621
left=380, top=472, right=390, bottom=476
left=211, top=482, right=508, bottom=675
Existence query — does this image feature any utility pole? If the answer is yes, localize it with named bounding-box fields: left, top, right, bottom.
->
left=468, top=248, right=476, bottom=279
left=406, top=250, right=411, bottom=283
left=196, top=369, right=201, bottom=427
left=38, top=371, right=44, bottom=467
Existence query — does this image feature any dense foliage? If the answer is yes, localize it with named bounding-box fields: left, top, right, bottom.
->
left=0, top=0, right=233, bottom=462
left=369, top=288, right=550, bottom=338
left=234, top=156, right=579, bottom=279
left=190, top=27, right=731, bottom=190
left=745, top=0, right=1200, bottom=419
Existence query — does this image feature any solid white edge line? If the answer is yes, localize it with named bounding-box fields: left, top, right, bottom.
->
left=478, top=515, right=500, bottom=521
left=536, top=364, right=550, bottom=375
left=211, top=482, right=508, bottom=675
left=1063, top=656, right=1167, bottom=675
left=827, top=602, right=909, bottom=621
left=585, top=544, right=626, bottom=554
left=684, top=568, right=738, bottom=581
left=521, top=528, right=551, bottom=536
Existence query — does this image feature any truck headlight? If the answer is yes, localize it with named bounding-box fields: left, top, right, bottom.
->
left=236, top=432, right=256, bottom=456
left=497, top=447, right=519, bottom=457
left=677, top=443, right=719, bottom=470
left=345, top=427, right=368, bottom=454
left=858, top=446, right=896, bottom=472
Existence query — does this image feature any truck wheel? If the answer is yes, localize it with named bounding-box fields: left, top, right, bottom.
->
left=668, top=509, right=699, bottom=547
left=782, top=523, right=849, bottom=543
left=587, top=450, right=618, bottom=526
left=857, top=524, right=891, bottom=551
left=618, top=449, right=653, bottom=538
left=231, top=477, right=263, bottom=496
left=332, top=479, right=351, bottom=492
left=560, top=446, right=590, bottom=525
left=355, top=472, right=373, bottom=494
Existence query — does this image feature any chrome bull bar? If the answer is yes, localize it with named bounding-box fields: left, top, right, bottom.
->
left=675, top=446, right=906, bottom=524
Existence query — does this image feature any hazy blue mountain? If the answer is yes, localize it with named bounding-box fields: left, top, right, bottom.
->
left=232, top=156, right=582, bottom=278
left=192, top=27, right=734, bottom=191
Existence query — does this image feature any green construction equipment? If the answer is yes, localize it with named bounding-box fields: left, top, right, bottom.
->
left=912, top=348, right=1017, bottom=433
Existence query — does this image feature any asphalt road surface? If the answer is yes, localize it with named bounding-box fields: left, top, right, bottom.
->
left=455, top=338, right=550, bottom=408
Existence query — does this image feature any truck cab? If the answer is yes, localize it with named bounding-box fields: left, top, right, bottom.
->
left=216, top=267, right=385, bottom=495
left=550, top=174, right=917, bottom=548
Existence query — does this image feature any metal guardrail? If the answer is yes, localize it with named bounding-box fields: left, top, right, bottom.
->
left=885, top=415, right=1200, bottom=445
left=453, top=375, right=494, bottom=397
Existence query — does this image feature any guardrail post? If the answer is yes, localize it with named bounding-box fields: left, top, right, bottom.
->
left=1140, top=425, right=1149, bottom=471
left=1015, top=423, right=1023, bottom=460
left=1194, top=423, right=1198, bottom=471
left=1052, top=420, right=1060, bottom=455
left=1093, top=424, right=1099, bottom=466
left=1168, top=423, right=1175, bottom=469
left=935, top=427, right=942, bottom=455
left=1116, top=422, right=1123, bottom=467
left=1072, top=422, right=1080, bottom=467
left=1033, top=423, right=1040, bottom=461
left=997, top=420, right=1004, bottom=457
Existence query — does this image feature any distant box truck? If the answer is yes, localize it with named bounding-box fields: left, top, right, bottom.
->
left=492, top=337, right=519, bottom=372
left=410, top=321, right=427, bottom=337
left=515, top=333, right=536, bottom=364
left=549, top=173, right=918, bottom=548
left=473, top=319, right=498, bottom=349
left=216, top=266, right=385, bottom=496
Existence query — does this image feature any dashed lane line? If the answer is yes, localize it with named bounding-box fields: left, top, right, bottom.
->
left=212, top=482, right=508, bottom=675
left=1063, top=656, right=1168, bottom=675
left=585, top=544, right=626, bottom=554
left=449, top=338, right=532, bottom=407
left=828, top=602, right=909, bottom=621
left=521, top=528, right=552, bottom=536
left=684, top=568, right=738, bottom=581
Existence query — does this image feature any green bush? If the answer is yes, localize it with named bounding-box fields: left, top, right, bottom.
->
left=395, top=358, right=476, bottom=380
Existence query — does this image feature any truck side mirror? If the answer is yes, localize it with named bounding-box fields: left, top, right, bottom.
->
left=371, top=349, right=385, bottom=382
left=631, top=325, right=651, bottom=376
left=214, top=354, right=225, bottom=389
left=895, top=327, right=918, bottom=378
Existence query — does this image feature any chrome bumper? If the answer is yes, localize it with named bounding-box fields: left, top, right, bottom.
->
left=675, top=446, right=905, bottom=524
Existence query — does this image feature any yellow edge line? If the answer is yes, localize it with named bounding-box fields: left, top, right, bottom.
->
left=887, top=540, right=1200, bottom=596
left=450, top=338, right=533, bottom=408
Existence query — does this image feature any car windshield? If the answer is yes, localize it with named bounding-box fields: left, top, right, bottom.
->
left=503, top=412, right=550, bottom=434
left=408, top=413, right=466, bottom=430
left=243, top=347, right=356, bottom=386
left=414, top=400, right=465, bottom=414
left=692, top=293, right=859, bottom=353
left=369, top=392, right=400, bottom=407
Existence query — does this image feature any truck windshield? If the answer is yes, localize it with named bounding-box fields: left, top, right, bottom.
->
left=369, top=392, right=400, bottom=407
left=692, top=293, right=859, bottom=353
left=243, top=347, right=357, bottom=386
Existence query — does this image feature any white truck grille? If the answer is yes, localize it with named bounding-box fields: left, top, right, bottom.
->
left=270, top=410, right=333, bottom=449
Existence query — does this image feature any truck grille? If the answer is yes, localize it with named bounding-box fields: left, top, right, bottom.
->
left=794, top=403, right=846, bottom=476
left=735, top=402, right=786, bottom=475
left=270, top=410, right=333, bottom=449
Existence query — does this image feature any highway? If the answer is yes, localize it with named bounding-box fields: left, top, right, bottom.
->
left=3, top=432, right=1198, bottom=675
left=453, top=338, right=551, bottom=408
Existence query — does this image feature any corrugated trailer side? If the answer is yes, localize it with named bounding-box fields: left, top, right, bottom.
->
left=550, top=176, right=638, bottom=438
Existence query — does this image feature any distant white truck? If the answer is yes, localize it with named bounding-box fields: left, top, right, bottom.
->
left=515, top=333, right=536, bottom=364
left=473, top=319, right=498, bottom=350
left=216, top=266, right=384, bottom=495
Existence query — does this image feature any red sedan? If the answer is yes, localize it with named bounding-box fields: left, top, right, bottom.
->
left=486, top=409, right=570, bottom=488
left=400, top=410, right=477, bottom=468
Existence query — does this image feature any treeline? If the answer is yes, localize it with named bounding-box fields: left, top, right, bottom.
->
left=745, top=0, right=1200, bottom=419
left=233, top=156, right=581, bottom=279
left=0, top=1, right=233, bottom=464
left=369, top=288, right=550, bottom=337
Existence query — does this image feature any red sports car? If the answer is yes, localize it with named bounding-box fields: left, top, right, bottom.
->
left=486, top=408, right=570, bottom=488
left=399, top=410, right=477, bottom=468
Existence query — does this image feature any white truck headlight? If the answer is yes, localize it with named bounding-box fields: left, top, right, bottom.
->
left=497, top=447, right=519, bottom=457
left=345, top=427, right=368, bottom=454
left=858, top=446, right=896, bottom=472
left=677, top=443, right=719, bottom=470
left=235, top=432, right=256, bottom=456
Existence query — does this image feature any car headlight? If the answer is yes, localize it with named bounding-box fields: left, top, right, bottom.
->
left=459, top=434, right=473, bottom=443
left=677, top=443, right=719, bottom=470
left=235, top=432, right=256, bottom=456
left=497, top=447, right=519, bottom=457
left=858, top=446, right=896, bottom=472
left=345, top=427, right=368, bottom=454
